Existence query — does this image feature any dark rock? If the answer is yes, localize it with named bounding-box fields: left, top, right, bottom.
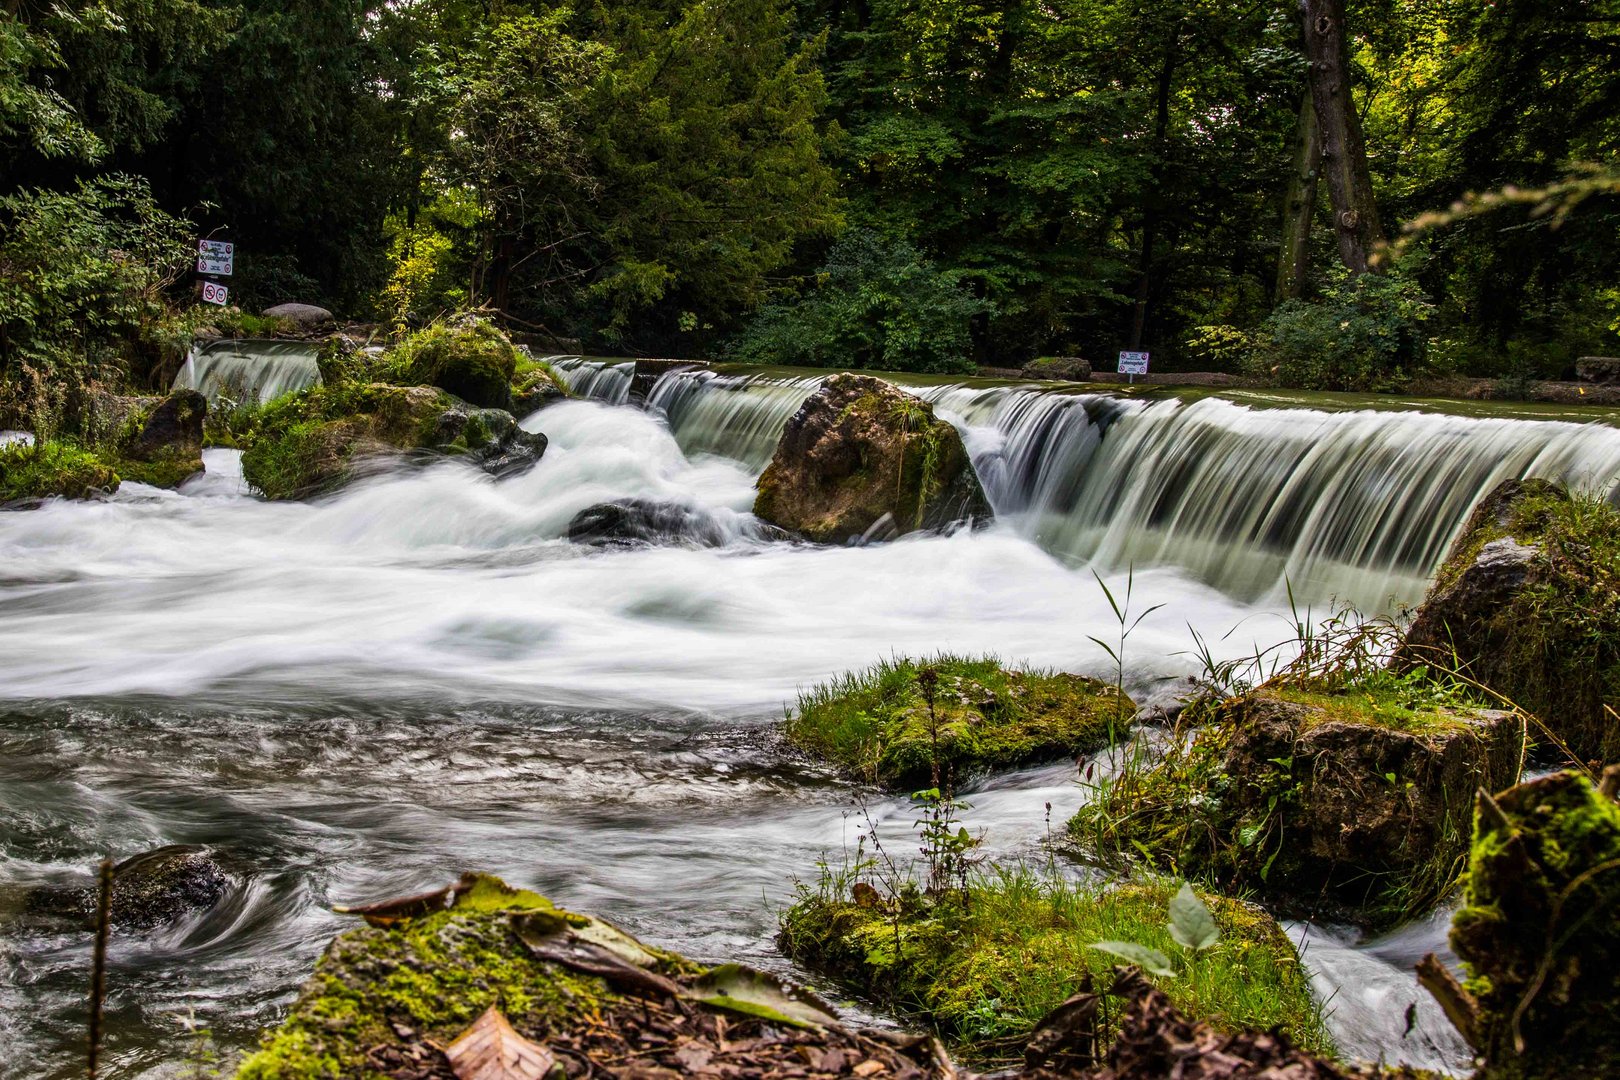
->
left=475, top=428, right=548, bottom=480
left=1576, top=356, right=1620, bottom=384
left=128, top=389, right=205, bottom=460
left=26, top=845, right=230, bottom=930
left=1021, top=356, right=1092, bottom=382
left=84, top=388, right=206, bottom=488
left=263, top=303, right=336, bottom=330
left=513, top=380, right=566, bottom=416
left=630, top=359, right=709, bottom=405
left=1450, top=771, right=1620, bottom=1078
left=567, top=499, right=729, bottom=548
left=753, top=373, right=991, bottom=544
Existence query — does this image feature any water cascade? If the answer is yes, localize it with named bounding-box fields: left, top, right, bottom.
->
left=553, top=357, right=633, bottom=406
left=629, top=367, right=1620, bottom=609
left=174, top=338, right=322, bottom=403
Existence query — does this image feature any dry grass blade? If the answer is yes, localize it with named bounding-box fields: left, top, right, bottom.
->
left=446, top=1006, right=559, bottom=1080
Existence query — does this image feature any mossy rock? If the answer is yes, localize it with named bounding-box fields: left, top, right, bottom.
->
left=786, top=655, right=1134, bottom=791
left=1071, top=686, right=1523, bottom=929
left=512, top=354, right=570, bottom=414
left=777, top=875, right=1329, bottom=1060
left=240, top=873, right=944, bottom=1080
left=754, top=373, right=991, bottom=544
left=1020, top=356, right=1091, bottom=382
left=0, top=439, right=119, bottom=503
left=388, top=316, right=519, bottom=410
left=1452, top=771, right=1620, bottom=1079
left=1395, top=478, right=1620, bottom=764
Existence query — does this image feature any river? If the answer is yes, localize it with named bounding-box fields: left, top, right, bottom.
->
left=8, top=356, right=1618, bottom=1077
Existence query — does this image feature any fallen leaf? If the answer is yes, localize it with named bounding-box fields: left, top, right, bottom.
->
left=446, top=1006, right=559, bottom=1080
left=852, top=1060, right=886, bottom=1077
left=689, top=964, right=841, bottom=1031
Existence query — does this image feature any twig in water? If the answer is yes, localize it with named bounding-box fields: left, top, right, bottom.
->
left=89, top=857, right=114, bottom=1079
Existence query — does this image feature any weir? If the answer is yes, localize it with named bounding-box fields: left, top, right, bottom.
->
left=557, top=359, right=1620, bottom=609
left=175, top=338, right=323, bottom=403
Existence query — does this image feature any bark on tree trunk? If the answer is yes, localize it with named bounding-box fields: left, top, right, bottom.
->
left=1129, top=28, right=1179, bottom=351
left=1300, top=0, right=1385, bottom=275
left=1275, top=89, right=1321, bottom=301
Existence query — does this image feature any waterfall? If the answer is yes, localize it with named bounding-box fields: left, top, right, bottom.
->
left=175, top=338, right=322, bottom=403
left=554, top=357, right=634, bottom=405
left=622, top=367, right=1620, bottom=609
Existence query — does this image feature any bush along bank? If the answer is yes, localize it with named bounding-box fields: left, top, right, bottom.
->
left=785, top=655, right=1135, bottom=792
left=1395, top=477, right=1620, bottom=765
left=237, top=873, right=955, bottom=1080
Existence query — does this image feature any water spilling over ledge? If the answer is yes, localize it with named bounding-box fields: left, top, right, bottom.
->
left=557, top=359, right=1620, bottom=609
left=174, top=338, right=324, bottom=403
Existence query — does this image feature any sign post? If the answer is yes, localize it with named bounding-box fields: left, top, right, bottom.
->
left=1117, top=351, right=1150, bottom=385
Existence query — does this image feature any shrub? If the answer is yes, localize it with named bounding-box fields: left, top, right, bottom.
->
left=1251, top=271, right=1434, bottom=391
left=386, top=316, right=518, bottom=408
left=729, top=231, right=993, bottom=374
left=0, top=439, right=119, bottom=500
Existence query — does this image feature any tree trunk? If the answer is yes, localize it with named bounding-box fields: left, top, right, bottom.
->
left=1129, top=28, right=1179, bottom=351
left=1275, top=89, right=1321, bottom=301
left=1300, top=0, right=1385, bottom=274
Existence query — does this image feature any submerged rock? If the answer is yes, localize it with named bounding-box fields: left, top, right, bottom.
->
left=1395, top=478, right=1620, bottom=763
left=567, top=498, right=731, bottom=548
left=1073, top=688, right=1523, bottom=928
left=238, top=873, right=953, bottom=1080
left=25, top=846, right=229, bottom=929
left=753, top=373, right=990, bottom=544
left=1447, top=770, right=1620, bottom=1078
left=786, top=655, right=1133, bottom=791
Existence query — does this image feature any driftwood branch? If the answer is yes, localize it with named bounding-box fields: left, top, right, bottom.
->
left=1417, top=951, right=1482, bottom=1050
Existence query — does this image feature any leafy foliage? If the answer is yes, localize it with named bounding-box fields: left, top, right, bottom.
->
left=1252, top=270, right=1435, bottom=391
left=729, top=232, right=990, bottom=373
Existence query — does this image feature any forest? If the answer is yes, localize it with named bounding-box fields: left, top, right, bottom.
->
left=1, top=0, right=1617, bottom=399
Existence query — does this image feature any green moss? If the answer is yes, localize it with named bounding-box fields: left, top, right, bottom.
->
left=1071, top=678, right=1516, bottom=929
left=786, top=654, right=1134, bottom=791
left=0, top=440, right=120, bottom=501
left=113, top=453, right=201, bottom=489
left=1450, top=771, right=1620, bottom=1079
left=386, top=317, right=518, bottom=409
left=512, top=354, right=570, bottom=403
left=1415, top=482, right=1620, bottom=761
left=778, top=869, right=1329, bottom=1061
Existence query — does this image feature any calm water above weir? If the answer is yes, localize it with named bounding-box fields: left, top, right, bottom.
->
left=8, top=365, right=1615, bottom=1078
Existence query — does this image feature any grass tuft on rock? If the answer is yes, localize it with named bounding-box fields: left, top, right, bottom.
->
left=0, top=439, right=120, bottom=501
left=786, top=654, right=1134, bottom=791
left=386, top=316, right=519, bottom=409
left=778, top=865, right=1330, bottom=1062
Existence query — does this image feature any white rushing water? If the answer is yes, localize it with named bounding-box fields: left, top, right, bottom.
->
left=174, top=338, right=322, bottom=403
left=7, top=372, right=1616, bottom=1077
left=604, top=364, right=1620, bottom=610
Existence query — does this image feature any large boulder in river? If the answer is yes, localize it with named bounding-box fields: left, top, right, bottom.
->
left=388, top=315, right=519, bottom=410
left=241, top=382, right=546, bottom=498
left=753, top=373, right=990, bottom=544
left=1072, top=687, right=1524, bottom=928
left=262, top=302, right=335, bottom=331
left=80, top=387, right=206, bottom=488
left=1395, top=478, right=1620, bottom=764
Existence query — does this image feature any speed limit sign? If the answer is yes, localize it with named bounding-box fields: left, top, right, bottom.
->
left=201, top=281, right=230, bottom=306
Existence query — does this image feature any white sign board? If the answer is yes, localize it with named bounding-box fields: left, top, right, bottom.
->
left=197, top=239, right=234, bottom=276
left=1117, top=351, right=1151, bottom=375
left=201, top=281, right=230, bottom=306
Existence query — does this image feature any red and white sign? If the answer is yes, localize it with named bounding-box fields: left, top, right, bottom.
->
left=201, top=281, right=230, bottom=306
left=197, top=239, right=234, bottom=276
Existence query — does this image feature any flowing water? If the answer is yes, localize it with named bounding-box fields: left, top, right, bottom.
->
left=174, top=340, right=324, bottom=404
left=8, top=365, right=1620, bottom=1078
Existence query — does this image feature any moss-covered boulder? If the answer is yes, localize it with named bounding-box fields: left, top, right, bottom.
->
left=1447, top=771, right=1620, bottom=1079
left=116, top=388, right=206, bottom=487
left=786, top=655, right=1134, bottom=791
left=1072, top=686, right=1523, bottom=928
left=239, top=873, right=952, bottom=1080
left=388, top=316, right=520, bottom=410
left=240, top=382, right=547, bottom=499
left=0, top=439, right=120, bottom=504
left=754, top=374, right=991, bottom=544
left=1020, top=356, right=1091, bottom=382
left=1395, top=478, right=1620, bottom=764
left=512, top=353, right=570, bottom=414
left=778, top=875, right=1329, bottom=1061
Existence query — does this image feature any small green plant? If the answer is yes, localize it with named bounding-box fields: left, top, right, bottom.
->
left=1091, top=881, right=1221, bottom=977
